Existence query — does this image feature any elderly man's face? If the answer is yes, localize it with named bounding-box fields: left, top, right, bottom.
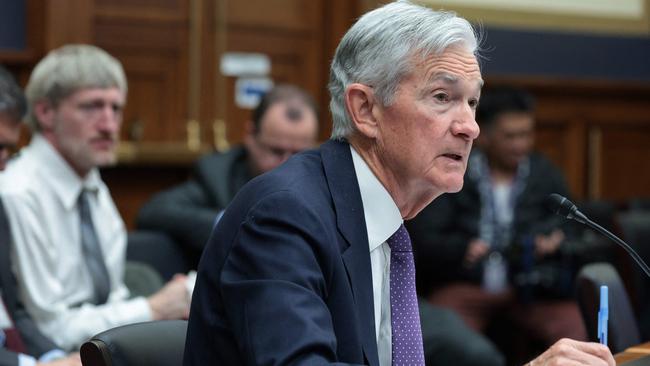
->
left=246, top=100, right=318, bottom=175
left=40, top=87, right=124, bottom=177
left=376, top=46, right=482, bottom=198
left=0, top=113, right=21, bottom=170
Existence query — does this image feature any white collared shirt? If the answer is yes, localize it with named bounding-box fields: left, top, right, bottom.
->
left=350, top=146, right=402, bottom=366
left=1, top=134, right=151, bottom=351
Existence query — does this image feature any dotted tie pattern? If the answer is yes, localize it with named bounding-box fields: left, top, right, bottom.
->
left=387, top=224, right=425, bottom=365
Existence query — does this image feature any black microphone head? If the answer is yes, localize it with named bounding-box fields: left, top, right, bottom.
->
left=545, top=193, right=576, bottom=218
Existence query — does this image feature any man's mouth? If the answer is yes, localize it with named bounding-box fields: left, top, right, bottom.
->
left=442, top=153, right=463, bottom=161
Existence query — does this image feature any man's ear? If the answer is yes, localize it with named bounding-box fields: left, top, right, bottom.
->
left=33, top=100, right=56, bottom=131
left=345, top=83, right=379, bottom=139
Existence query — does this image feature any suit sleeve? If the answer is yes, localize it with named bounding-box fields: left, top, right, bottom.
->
left=136, top=180, right=221, bottom=252
left=219, top=191, right=363, bottom=365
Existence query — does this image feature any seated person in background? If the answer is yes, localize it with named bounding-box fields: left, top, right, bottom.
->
left=0, top=66, right=80, bottom=366
left=136, top=84, right=319, bottom=266
left=1, top=45, right=190, bottom=352
left=407, top=86, right=587, bottom=352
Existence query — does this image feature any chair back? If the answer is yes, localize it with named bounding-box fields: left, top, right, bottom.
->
left=576, top=263, right=640, bottom=354
left=80, top=320, right=187, bottom=366
left=617, top=211, right=650, bottom=339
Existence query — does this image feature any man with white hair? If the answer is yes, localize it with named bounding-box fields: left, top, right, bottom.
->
left=1, top=45, right=190, bottom=351
left=0, top=66, right=81, bottom=366
left=184, top=1, right=615, bottom=365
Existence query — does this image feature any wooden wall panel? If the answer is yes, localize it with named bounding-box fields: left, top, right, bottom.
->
left=93, top=7, right=189, bottom=144
left=495, top=78, right=650, bottom=201
left=15, top=0, right=650, bottom=228
left=228, top=0, right=319, bottom=31
left=598, top=124, right=650, bottom=200
left=534, top=119, right=587, bottom=199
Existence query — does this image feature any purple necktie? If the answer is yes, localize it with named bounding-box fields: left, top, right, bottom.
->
left=387, top=224, right=424, bottom=365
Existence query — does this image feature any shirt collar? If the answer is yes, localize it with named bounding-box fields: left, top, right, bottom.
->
left=350, top=145, right=402, bottom=252
left=29, top=134, right=102, bottom=210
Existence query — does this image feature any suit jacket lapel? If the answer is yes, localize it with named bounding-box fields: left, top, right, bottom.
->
left=321, top=139, right=380, bottom=366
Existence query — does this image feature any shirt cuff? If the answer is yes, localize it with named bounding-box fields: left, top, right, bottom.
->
left=39, top=349, right=67, bottom=362
left=131, top=296, right=154, bottom=321
left=17, top=353, right=37, bottom=366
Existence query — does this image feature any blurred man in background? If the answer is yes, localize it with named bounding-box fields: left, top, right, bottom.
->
left=1, top=45, right=190, bottom=351
left=0, top=65, right=81, bottom=366
left=137, top=84, right=319, bottom=267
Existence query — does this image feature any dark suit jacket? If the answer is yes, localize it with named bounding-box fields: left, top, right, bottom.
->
left=136, top=146, right=254, bottom=261
left=184, top=140, right=379, bottom=366
left=407, top=151, right=574, bottom=296
left=0, top=200, right=58, bottom=366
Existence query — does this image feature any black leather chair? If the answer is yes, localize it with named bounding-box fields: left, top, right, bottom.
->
left=617, top=211, right=650, bottom=340
left=80, top=320, right=187, bottom=366
left=576, top=263, right=640, bottom=353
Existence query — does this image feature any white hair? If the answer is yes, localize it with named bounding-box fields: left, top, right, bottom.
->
left=329, top=0, right=480, bottom=139
left=25, top=44, right=127, bottom=131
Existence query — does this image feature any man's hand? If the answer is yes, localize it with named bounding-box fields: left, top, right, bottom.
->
left=526, top=338, right=615, bottom=366
left=534, top=229, right=565, bottom=257
left=147, top=274, right=190, bottom=320
left=37, top=353, right=82, bottom=366
left=464, top=239, right=490, bottom=267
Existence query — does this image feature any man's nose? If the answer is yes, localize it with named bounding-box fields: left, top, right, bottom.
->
left=451, top=104, right=480, bottom=141
left=96, top=106, right=122, bottom=132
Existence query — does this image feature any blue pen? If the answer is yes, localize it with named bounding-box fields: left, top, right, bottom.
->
left=598, top=285, right=608, bottom=345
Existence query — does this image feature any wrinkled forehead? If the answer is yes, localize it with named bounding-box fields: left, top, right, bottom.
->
left=416, top=47, right=482, bottom=85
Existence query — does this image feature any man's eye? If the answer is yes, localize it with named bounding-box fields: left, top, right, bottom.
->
left=271, top=148, right=285, bottom=156
left=433, top=93, right=449, bottom=102
left=469, top=98, right=479, bottom=109
left=79, top=103, right=100, bottom=111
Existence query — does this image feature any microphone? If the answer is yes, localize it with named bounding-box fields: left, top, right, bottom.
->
left=546, top=193, right=650, bottom=278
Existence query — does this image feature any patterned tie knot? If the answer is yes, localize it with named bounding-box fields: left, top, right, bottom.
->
left=387, top=224, right=412, bottom=253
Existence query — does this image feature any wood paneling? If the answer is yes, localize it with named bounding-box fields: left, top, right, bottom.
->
left=599, top=123, right=650, bottom=200
left=93, top=2, right=190, bottom=144
left=491, top=78, right=650, bottom=201
left=9, top=0, right=650, bottom=228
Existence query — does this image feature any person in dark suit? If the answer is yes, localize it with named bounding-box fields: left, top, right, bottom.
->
left=136, top=84, right=319, bottom=266
left=0, top=66, right=80, bottom=366
left=184, top=2, right=615, bottom=365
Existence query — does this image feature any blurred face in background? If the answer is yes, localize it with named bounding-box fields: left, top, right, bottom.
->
left=0, top=113, right=21, bottom=170
left=35, top=87, right=125, bottom=178
left=245, top=100, right=318, bottom=175
left=481, top=111, right=535, bottom=172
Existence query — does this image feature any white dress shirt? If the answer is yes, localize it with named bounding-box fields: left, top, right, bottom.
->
left=350, top=146, right=402, bottom=366
left=1, top=135, right=151, bottom=351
